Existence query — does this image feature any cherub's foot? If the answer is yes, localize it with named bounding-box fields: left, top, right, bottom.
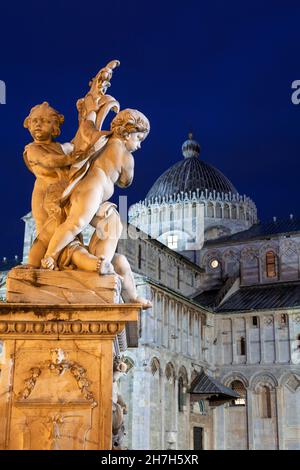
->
left=41, top=256, right=56, bottom=270
left=97, top=256, right=115, bottom=275
left=132, top=296, right=152, bottom=310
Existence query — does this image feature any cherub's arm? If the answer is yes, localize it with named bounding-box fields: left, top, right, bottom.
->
left=26, top=143, right=86, bottom=169
left=72, top=118, right=109, bottom=154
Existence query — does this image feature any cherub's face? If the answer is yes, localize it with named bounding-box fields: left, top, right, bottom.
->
left=28, top=109, right=57, bottom=142
left=124, top=132, right=145, bottom=152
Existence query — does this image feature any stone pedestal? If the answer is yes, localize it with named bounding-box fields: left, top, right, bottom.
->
left=6, top=267, right=120, bottom=304
left=0, top=302, right=140, bottom=450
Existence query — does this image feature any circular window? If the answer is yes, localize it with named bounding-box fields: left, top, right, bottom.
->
left=210, top=259, right=219, bottom=269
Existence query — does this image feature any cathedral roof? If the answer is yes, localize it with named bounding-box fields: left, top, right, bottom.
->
left=145, top=134, right=238, bottom=201
left=204, top=216, right=300, bottom=246
left=216, top=281, right=300, bottom=312
left=194, top=281, right=300, bottom=312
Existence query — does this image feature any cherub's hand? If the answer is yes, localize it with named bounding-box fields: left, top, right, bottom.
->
left=41, top=256, right=56, bottom=270
left=83, top=93, right=101, bottom=115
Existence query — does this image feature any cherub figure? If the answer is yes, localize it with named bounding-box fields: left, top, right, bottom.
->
left=41, top=108, right=149, bottom=268
left=39, top=108, right=152, bottom=308
left=23, top=100, right=108, bottom=267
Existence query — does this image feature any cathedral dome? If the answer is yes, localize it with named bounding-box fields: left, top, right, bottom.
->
left=146, top=134, right=237, bottom=201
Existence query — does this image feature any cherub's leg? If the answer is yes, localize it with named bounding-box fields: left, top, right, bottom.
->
left=70, top=246, right=98, bottom=271
left=112, top=254, right=152, bottom=309
left=70, top=246, right=115, bottom=274
left=43, top=189, right=102, bottom=269
left=89, top=210, right=123, bottom=263
left=28, top=218, right=58, bottom=267
left=28, top=238, right=47, bottom=267
left=32, top=184, right=48, bottom=236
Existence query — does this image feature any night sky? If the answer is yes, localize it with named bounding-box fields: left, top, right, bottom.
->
left=1, top=0, right=300, bottom=259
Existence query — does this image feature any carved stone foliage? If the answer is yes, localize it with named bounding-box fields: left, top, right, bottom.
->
left=18, top=348, right=98, bottom=408
left=18, top=367, right=42, bottom=400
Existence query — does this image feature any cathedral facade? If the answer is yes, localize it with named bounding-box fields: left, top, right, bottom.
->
left=3, top=135, right=300, bottom=450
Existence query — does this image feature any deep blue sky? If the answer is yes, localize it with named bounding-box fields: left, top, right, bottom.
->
left=1, top=0, right=300, bottom=258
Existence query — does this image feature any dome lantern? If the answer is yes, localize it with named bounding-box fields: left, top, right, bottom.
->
left=182, top=133, right=201, bottom=159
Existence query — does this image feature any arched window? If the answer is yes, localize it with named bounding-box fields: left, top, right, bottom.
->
left=261, top=386, right=272, bottom=418
left=281, top=314, right=288, bottom=326
left=138, top=245, right=142, bottom=269
left=224, top=204, right=230, bottom=219
left=158, top=258, right=162, bottom=280
left=159, top=210, right=163, bottom=234
left=239, top=337, right=246, bottom=356
left=230, top=380, right=246, bottom=406
left=148, top=208, right=152, bottom=234
left=150, top=357, right=160, bottom=376
left=231, top=205, right=237, bottom=219
left=178, top=376, right=185, bottom=412
left=266, top=251, right=277, bottom=278
left=167, top=234, right=178, bottom=249
left=215, top=203, right=222, bottom=218
left=198, top=400, right=206, bottom=415
left=170, top=208, right=174, bottom=231
left=192, top=203, right=197, bottom=232
left=165, top=363, right=175, bottom=382
left=207, top=203, right=214, bottom=218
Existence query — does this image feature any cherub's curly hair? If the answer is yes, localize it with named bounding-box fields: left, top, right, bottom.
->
left=23, top=101, right=64, bottom=138
left=111, top=108, right=150, bottom=139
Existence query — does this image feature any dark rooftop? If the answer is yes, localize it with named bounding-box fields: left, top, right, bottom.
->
left=193, top=281, right=300, bottom=313
left=193, top=288, right=220, bottom=308
left=205, top=217, right=300, bottom=247
left=217, top=281, right=300, bottom=312
left=189, top=371, right=239, bottom=398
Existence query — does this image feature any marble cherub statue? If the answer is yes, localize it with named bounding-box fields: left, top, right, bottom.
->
left=40, top=107, right=152, bottom=308
left=23, top=61, right=152, bottom=309
left=41, top=108, right=149, bottom=271
left=24, top=60, right=120, bottom=268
